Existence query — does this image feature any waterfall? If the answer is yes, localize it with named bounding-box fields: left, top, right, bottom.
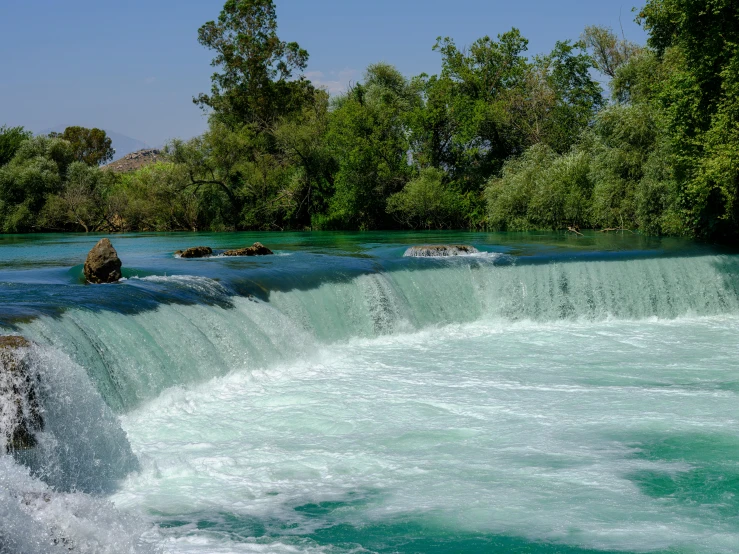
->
left=9, top=254, right=739, bottom=411
left=3, top=252, right=739, bottom=553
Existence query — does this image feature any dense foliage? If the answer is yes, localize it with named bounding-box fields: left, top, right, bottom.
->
left=48, top=126, right=115, bottom=167
left=488, top=0, right=739, bottom=239
left=1, top=0, right=738, bottom=239
left=0, top=126, right=32, bottom=167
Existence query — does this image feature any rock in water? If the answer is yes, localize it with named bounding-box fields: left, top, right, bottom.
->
left=251, top=242, right=273, bottom=255
left=0, top=336, right=43, bottom=451
left=84, top=238, right=122, bottom=283
left=223, top=242, right=274, bottom=257
left=222, top=248, right=248, bottom=257
left=404, top=245, right=479, bottom=257
left=177, top=246, right=213, bottom=258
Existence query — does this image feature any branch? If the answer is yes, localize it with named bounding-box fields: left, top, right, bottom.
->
left=188, top=178, right=238, bottom=204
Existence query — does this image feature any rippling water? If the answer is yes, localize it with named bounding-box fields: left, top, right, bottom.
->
left=1, top=231, right=739, bottom=553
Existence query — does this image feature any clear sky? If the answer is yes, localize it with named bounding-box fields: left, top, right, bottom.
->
left=0, top=0, right=647, bottom=147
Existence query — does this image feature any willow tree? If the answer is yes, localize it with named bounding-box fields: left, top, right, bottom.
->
left=0, top=126, right=32, bottom=167
left=0, top=136, right=73, bottom=232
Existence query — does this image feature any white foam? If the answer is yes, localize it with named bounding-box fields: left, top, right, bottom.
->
left=0, top=457, right=154, bottom=554
left=403, top=245, right=480, bottom=257
left=112, top=315, right=739, bottom=553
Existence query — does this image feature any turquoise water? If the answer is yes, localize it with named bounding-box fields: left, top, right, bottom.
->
left=1, top=232, right=739, bottom=553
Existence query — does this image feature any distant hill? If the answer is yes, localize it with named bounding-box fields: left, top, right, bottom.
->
left=102, top=130, right=151, bottom=159
left=40, top=125, right=151, bottom=160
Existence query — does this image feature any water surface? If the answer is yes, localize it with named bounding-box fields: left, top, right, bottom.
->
left=1, top=231, right=738, bottom=553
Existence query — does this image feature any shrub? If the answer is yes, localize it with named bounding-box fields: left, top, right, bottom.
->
left=386, top=168, right=462, bottom=229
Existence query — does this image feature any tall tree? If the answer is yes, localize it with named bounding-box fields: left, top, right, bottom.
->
left=194, top=0, right=314, bottom=128
left=272, top=90, right=336, bottom=226
left=429, top=29, right=531, bottom=188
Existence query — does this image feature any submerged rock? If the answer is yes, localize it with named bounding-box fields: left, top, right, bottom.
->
left=177, top=246, right=213, bottom=258
left=223, top=242, right=274, bottom=257
left=84, top=238, right=122, bottom=283
left=404, top=245, right=479, bottom=257
left=0, top=336, right=43, bottom=451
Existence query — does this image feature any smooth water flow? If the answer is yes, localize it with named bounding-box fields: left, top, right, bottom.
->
left=1, top=232, right=739, bottom=553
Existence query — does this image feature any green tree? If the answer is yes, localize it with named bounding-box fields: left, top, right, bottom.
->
left=527, top=40, right=604, bottom=153
left=409, top=31, right=601, bottom=207
left=113, top=163, right=200, bottom=231
left=639, top=0, right=739, bottom=238
left=166, top=122, right=253, bottom=228
left=48, top=126, right=115, bottom=166
left=0, top=126, right=32, bottom=167
left=195, top=0, right=314, bottom=128
left=322, top=64, right=418, bottom=230
left=424, top=30, right=531, bottom=189
left=272, top=90, right=336, bottom=226
left=610, top=48, right=667, bottom=105
left=0, top=136, right=74, bottom=232
left=586, top=104, right=656, bottom=229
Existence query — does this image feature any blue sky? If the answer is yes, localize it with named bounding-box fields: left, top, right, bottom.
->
left=0, top=0, right=647, bottom=147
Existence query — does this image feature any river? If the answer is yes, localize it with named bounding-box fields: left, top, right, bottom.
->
left=1, top=231, right=738, bottom=553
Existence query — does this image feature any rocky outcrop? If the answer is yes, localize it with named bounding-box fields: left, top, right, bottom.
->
left=404, top=245, right=479, bottom=257
left=103, top=148, right=161, bottom=173
left=0, top=336, right=43, bottom=451
left=84, top=238, right=122, bottom=283
left=176, top=246, right=213, bottom=258
left=223, top=242, right=274, bottom=257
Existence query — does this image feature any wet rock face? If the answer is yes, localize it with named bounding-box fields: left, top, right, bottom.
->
left=84, top=238, right=123, bottom=283
left=177, top=246, right=213, bottom=258
left=223, top=242, right=274, bottom=257
left=0, top=336, right=43, bottom=451
left=404, top=245, right=479, bottom=257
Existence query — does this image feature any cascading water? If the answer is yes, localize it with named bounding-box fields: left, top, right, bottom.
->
left=0, top=343, right=144, bottom=553
left=2, top=232, right=739, bottom=554
left=12, top=254, right=739, bottom=410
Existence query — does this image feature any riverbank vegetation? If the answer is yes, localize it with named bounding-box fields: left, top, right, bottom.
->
left=1, top=0, right=738, bottom=240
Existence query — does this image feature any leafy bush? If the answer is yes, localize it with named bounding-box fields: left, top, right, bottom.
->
left=486, top=144, right=592, bottom=231
left=387, top=168, right=462, bottom=229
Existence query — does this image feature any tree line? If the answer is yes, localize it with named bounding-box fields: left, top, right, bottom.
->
left=1, top=0, right=737, bottom=240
